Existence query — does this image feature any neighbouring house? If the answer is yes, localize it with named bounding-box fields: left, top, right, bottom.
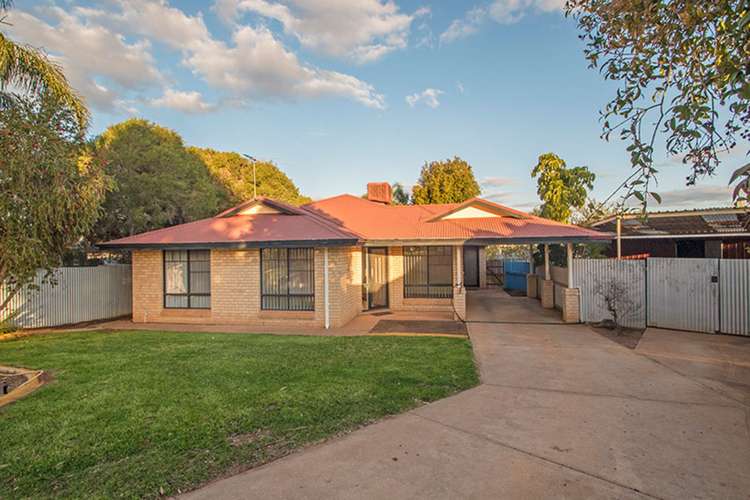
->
left=98, top=183, right=609, bottom=329
left=591, top=207, right=750, bottom=259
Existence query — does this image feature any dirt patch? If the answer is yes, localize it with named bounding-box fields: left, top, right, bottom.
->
left=369, top=320, right=467, bottom=336
left=588, top=324, right=645, bottom=350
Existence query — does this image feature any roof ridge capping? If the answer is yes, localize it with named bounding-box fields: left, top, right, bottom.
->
left=427, top=197, right=531, bottom=222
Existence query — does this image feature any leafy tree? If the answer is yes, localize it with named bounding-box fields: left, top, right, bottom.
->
left=0, top=1, right=88, bottom=126
left=189, top=148, right=311, bottom=205
left=92, top=119, right=230, bottom=242
left=411, top=156, right=481, bottom=204
left=391, top=182, right=410, bottom=205
left=0, top=91, right=107, bottom=314
left=566, top=0, right=750, bottom=206
left=531, top=153, right=596, bottom=223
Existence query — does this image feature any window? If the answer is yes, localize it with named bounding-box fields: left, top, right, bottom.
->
left=164, top=250, right=210, bottom=309
left=403, top=246, right=453, bottom=299
left=261, top=248, right=315, bottom=311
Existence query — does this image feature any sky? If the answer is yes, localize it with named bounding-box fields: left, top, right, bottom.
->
left=7, top=0, right=745, bottom=211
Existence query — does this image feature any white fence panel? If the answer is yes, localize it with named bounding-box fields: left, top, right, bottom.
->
left=573, top=259, right=646, bottom=329
left=1, top=265, right=132, bottom=329
left=720, top=260, right=750, bottom=336
left=647, top=258, right=719, bottom=334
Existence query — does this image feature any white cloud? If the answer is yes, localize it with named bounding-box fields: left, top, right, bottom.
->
left=150, top=89, right=215, bottom=113
left=406, top=88, right=444, bottom=109
left=656, top=185, right=735, bottom=209
left=6, top=7, right=162, bottom=112
left=489, top=0, right=564, bottom=24
left=485, top=191, right=537, bottom=209
left=414, top=18, right=435, bottom=49
left=481, top=176, right=517, bottom=188
left=217, top=0, right=427, bottom=63
left=183, top=25, right=385, bottom=109
left=457, top=81, right=465, bottom=94
left=440, top=0, right=565, bottom=43
left=11, top=1, right=386, bottom=112
left=440, top=6, right=487, bottom=44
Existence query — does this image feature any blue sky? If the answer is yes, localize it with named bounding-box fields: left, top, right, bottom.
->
left=8, top=0, right=743, bottom=210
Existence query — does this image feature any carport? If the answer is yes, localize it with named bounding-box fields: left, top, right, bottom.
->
left=465, top=235, right=611, bottom=324
left=466, top=288, right=563, bottom=324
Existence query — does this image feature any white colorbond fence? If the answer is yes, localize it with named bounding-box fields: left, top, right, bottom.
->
left=573, top=258, right=750, bottom=336
left=573, top=259, right=646, bottom=329
left=1, top=265, right=132, bottom=329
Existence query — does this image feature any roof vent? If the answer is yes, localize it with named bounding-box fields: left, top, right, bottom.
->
left=366, top=182, right=392, bottom=204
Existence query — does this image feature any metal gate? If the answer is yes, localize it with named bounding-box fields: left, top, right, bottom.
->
left=647, top=258, right=720, bottom=333
left=503, top=260, right=529, bottom=293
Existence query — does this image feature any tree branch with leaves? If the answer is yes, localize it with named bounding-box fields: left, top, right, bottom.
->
left=566, top=0, right=750, bottom=208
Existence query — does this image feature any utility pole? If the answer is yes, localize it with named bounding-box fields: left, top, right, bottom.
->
left=242, top=154, right=258, bottom=199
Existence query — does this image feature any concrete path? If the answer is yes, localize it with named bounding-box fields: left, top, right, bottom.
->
left=466, top=288, right=563, bottom=324
left=636, top=328, right=750, bottom=406
left=183, top=320, right=750, bottom=499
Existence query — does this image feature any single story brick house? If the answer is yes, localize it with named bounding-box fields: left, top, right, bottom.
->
left=100, top=183, right=609, bottom=329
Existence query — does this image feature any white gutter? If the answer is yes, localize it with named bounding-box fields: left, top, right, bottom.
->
left=323, top=247, right=330, bottom=329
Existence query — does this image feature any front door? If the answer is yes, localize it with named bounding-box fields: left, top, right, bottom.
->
left=367, top=248, right=388, bottom=309
left=463, top=246, right=480, bottom=288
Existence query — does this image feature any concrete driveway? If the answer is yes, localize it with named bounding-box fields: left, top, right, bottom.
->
left=183, top=305, right=750, bottom=499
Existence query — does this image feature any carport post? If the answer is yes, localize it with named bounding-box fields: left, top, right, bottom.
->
left=616, top=215, right=622, bottom=260
left=566, top=242, right=573, bottom=287
left=544, top=244, right=550, bottom=280
left=527, top=245, right=533, bottom=270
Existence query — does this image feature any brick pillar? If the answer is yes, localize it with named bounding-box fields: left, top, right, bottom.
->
left=453, top=287, right=466, bottom=321
left=541, top=279, right=554, bottom=309
left=561, top=287, right=580, bottom=323
left=526, top=274, right=537, bottom=298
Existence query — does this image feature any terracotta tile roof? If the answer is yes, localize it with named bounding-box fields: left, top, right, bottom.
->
left=99, top=194, right=610, bottom=249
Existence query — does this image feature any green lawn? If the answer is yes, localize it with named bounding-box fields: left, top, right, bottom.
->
left=0, top=330, right=478, bottom=498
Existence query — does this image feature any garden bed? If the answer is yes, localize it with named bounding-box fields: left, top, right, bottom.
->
left=588, top=324, right=645, bottom=350
left=0, top=366, right=47, bottom=407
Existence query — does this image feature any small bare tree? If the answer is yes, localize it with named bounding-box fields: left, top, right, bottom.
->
left=597, top=279, right=640, bottom=334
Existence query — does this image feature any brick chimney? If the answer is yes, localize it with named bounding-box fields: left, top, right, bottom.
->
left=366, top=182, right=392, bottom=204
